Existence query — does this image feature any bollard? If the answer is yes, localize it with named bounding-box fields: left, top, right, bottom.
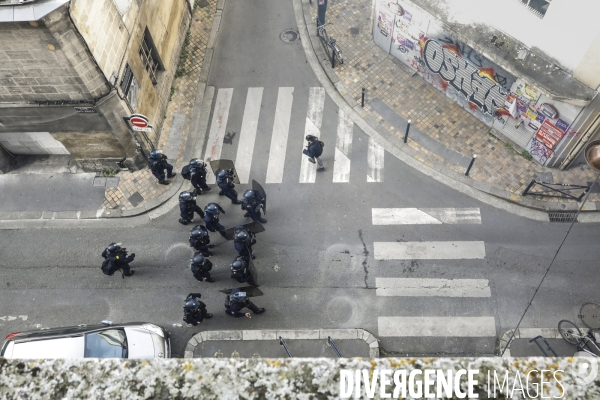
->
left=361, top=88, right=365, bottom=107
left=403, top=120, right=411, bottom=143
left=465, top=154, right=477, bottom=176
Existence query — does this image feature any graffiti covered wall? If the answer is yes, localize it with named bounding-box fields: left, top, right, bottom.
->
left=374, top=0, right=516, bottom=125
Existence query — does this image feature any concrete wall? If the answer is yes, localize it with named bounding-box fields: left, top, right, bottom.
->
left=0, top=21, right=91, bottom=102
left=0, top=144, right=13, bottom=173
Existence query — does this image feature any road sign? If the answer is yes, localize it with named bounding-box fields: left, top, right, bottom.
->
left=129, top=114, right=152, bottom=132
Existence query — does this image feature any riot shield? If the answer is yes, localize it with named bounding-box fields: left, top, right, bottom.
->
left=209, top=159, right=240, bottom=184
left=222, top=222, right=265, bottom=241
left=219, top=286, right=264, bottom=297
left=248, top=258, right=259, bottom=286
left=252, top=179, right=267, bottom=214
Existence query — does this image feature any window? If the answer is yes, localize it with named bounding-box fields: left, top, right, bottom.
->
left=120, top=62, right=140, bottom=111
left=138, top=28, right=163, bottom=84
left=520, top=0, right=551, bottom=18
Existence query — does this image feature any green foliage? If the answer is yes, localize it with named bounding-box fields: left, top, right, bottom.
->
left=175, top=30, right=192, bottom=79
left=521, top=150, right=533, bottom=161
left=102, top=169, right=119, bottom=177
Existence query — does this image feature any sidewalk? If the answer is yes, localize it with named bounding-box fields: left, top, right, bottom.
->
left=306, top=0, right=600, bottom=211
left=101, top=0, right=219, bottom=215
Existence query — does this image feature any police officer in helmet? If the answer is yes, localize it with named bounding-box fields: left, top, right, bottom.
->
left=179, top=191, right=205, bottom=225
left=230, top=255, right=257, bottom=286
left=183, top=293, right=212, bottom=326
left=233, top=225, right=256, bottom=259
left=225, top=288, right=265, bottom=318
left=204, top=202, right=228, bottom=239
left=148, top=149, right=176, bottom=185
left=101, top=243, right=135, bottom=277
left=189, top=225, right=214, bottom=257
left=241, top=190, right=267, bottom=223
left=216, top=169, right=241, bottom=205
left=190, top=252, right=215, bottom=283
left=188, top=158, right=211, bottom=195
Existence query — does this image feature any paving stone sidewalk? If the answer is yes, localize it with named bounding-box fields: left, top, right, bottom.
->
left=102, top=0, right=218, bottom=212
left=310, top=0, right=600, bottom=204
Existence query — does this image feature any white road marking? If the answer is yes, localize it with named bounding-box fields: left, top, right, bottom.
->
left=372, top=208, right=482, bottom=225
left=378, top=316, right=496, bottom=337
left=204, top=88, right=233, bottom=184
left=235, top=87, right=263, bottom=184
left=375, top=278, right=491, bottom=297
left=333, top=109, right=353, bottom=183
left=266, top=87, right=294, bottom=184
left=367, top=138, right=384, bottom=182
left=300, top=87, right=325, bottom=183
left=0, top=316, right=27, bottom=321
left=374, top=241, right=486, bottom=260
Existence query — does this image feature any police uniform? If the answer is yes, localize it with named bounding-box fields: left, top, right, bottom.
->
left=225, top=290, right=265, bottom=317
left=230, top=255, right=257, bottom=286
left=179, top=198, right=205, bottom=225
left=189, top=225, right=213, bottom=257
left=204, top=203, right=227, bottom=238
left=216, top=170, right=241, bottom=205
left=241, top=190, right=267, bottom=223
left=102, top=246, right=135, bottom=276
left=149, top=151, right=175, bottom=184
left=183, top=293, right=212, bottom=325
left=191, top=253, right=215, bottom=283
left=190, top=165, right=210, bottom=193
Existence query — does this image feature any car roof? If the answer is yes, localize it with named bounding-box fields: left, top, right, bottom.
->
left=8, top=336, right=86, bottom=359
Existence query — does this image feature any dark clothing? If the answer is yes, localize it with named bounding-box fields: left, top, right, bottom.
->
left=241, top=195, right=265, bottom=222
left=204, top=203, right=226, bottom=234
left=225, top=299, right=263, bottom=317
left=179, top=200, right=205, bottom=223
left=190, top=167, right=210, bottom=192
left=218, top=181, right=240, bottom=204
left=306, top=139, right=323, bottom=158
left=191, top=258, right=213, bottom=282
left=184, top=293, right=210, bottom=325
left=189, top=228, right=212, bottom=257
left=234, top=239, right=255, bottom=258
left=101, top=248, right=134, bottom=276
left=231, top=256, right=256, bottom=286
left=149, top=155, right=174, bottom=182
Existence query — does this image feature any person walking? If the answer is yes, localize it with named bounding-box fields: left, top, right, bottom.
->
left=303, top=135, right=325, bottom=172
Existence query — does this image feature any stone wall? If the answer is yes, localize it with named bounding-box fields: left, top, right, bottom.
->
left=0, top=21, right=90, bottom=102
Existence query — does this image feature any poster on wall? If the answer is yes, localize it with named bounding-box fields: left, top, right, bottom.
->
left=527, top=137, right=553, bottom=165
left=373, top=0, right=397, bottom=52
left=389, top=2, right=428, bottom=68
left=535, top=119, right=566, bottom=150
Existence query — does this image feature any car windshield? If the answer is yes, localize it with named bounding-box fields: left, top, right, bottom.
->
left=84, top=329, right=128, bottom=358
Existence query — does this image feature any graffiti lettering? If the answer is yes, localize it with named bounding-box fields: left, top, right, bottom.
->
left=423, top=39, right=507, bottom=115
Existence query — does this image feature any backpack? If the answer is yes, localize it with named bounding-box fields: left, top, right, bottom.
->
left=181, top=165, right=192, bottom=180
left=101, top=258, right=116, bottom=276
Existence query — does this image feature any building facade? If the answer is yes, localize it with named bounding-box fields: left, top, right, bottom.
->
left=373, top=0, right=600, bottom=169
left=0, top=0, right=192, bottom=172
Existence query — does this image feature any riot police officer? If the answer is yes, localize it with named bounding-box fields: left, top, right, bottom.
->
left=190, top=252, right=215, bottom=283
left=216, top=169, right=241, bottom=205
left=241, top=190, right=267, bottom=223
left=179, top=191, right=205, bottom=225
left=225, top=288, right=265, bottom=318
left=230, top=255, right=257, bottom=286
left=189, top=225, right=214, bottom=257
left=204, top=202, right=228, bottom=238
left=101, top=243, right=135, bottom=277
left=183, top=293, right=212, bottom=326
left=233, top=225, right=256, bottom=259
left=148, top=149, right=176, bottom=185
left=189, top=158, right=211, bottom=195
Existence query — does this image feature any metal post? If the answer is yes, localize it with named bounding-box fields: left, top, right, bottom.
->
left=331, top=48, right=335, bottom=68
left=328, top=336, right=343, bottom=358
left=522, top=179, right=536, bottom=196
left=403, top=119, right=411, bottom=143
left=361, top=88, right=365, bottom=107
left=279, top=337, right=292, bottom=357
left=465, top=154, right=477, bottom=176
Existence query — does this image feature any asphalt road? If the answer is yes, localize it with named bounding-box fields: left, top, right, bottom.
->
left=1, top=0, right=600, bottom=358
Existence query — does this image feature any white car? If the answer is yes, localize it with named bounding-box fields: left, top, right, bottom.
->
left=0, top=321, right=170, bottom=359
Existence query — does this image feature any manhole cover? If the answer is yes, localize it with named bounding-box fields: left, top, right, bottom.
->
left=579, top=303, right=600, bottom=330
left=548, top=212, right=577, bottom=223
left=280, top=29, right=299, bottom=44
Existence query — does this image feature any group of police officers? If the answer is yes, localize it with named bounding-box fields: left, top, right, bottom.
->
left=101, top=150, right=267, bottom=326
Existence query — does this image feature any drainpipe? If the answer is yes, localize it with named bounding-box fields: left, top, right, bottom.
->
left=560, top=113, right=600, bottom=169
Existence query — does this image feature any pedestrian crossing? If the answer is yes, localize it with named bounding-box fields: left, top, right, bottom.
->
left=202, top=87, right=385, bottom=185
left=372, top=207, right=497, bottom=345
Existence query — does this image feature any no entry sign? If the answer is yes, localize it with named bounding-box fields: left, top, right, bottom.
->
left=129, top=114, right=152, bottom=132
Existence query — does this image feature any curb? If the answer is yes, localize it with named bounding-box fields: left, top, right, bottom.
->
left=0, top=1, right=225, bottom=226
left=499, top=328, right=600, bottom=357
left=184, top=328, right=380, bottom=358
left=294, top=0, right=600, bottom=221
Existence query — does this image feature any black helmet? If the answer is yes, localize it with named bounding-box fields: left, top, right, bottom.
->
left=107, top=243, right=121, bottom=253
left=234, top=229, right=249, bottom=243
left=191, top=253, right=205, bottom=265
left=230, top=291, right=247, bottom=302
left=243, top=190, right=255, bottom=200
left=149, top=149, right=163, bottom=159
left=184, top=299, right=199, bottom=310
left=306, top=135, right=317, bottom=142
left=190, top=226, right=208, bottom=239
left=179, top=191, right=194, bottom=202
left=205, top=203, right=219, bottom=214
left=216, top=169, right=228, bottom=181
left=231, top=259, right=245, bottom=270
left=189, top=158, right=205, bottom=168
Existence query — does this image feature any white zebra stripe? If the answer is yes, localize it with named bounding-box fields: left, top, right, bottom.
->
left=235, top=87, right=263, bottom=184
left=372, top=208, right=481, bottom=225
left=374, top=241, right=486, bottom=260
left=204, top=88, right=233, bottom=184
left=375, top=277, right=491, bottom=297
left=378, top=316, right=496, bottom=337
left=333, top=109, right=353, bottom=183
left=300, top=87, right=325, bottom=183
left=367, top=138, right=384, bottom=182
left=265, top=87, right=294, bottom=184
